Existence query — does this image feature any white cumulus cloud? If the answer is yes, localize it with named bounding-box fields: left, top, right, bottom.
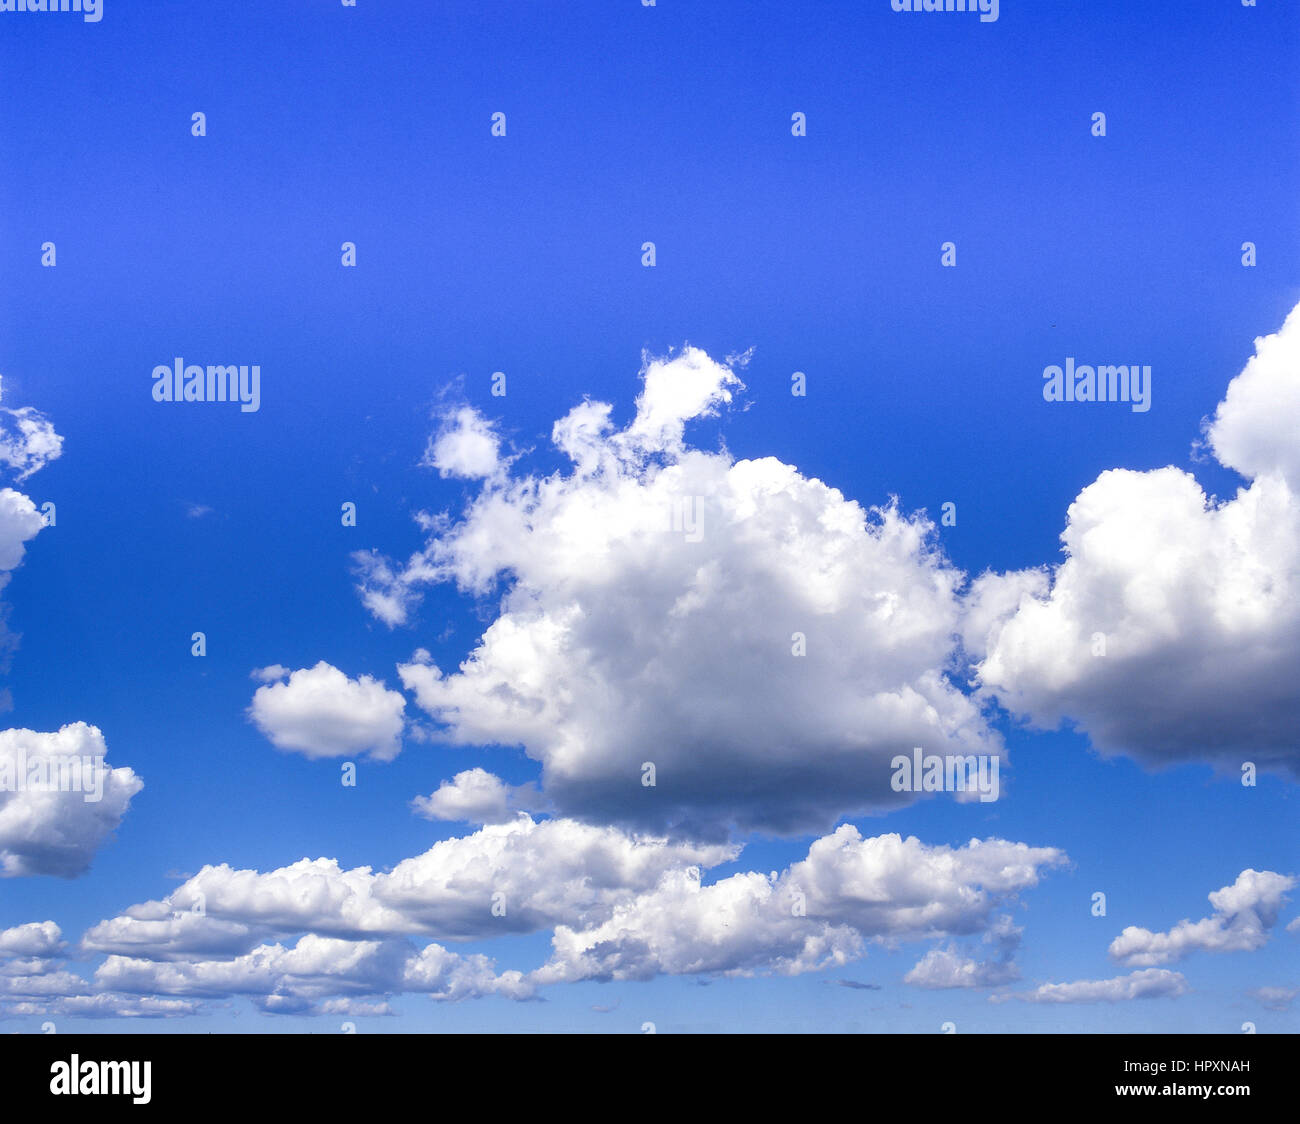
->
left=0, top=723, right=143, bottom=878
left=421, top=405, right=505, bottom=481
left=1206, top=302, right=1300, bottom=489
left=248, top=661, right=406, bottom=761
left=1108, top=869, right=1296, bottom=967
left=361, top=347, right=1003, bottom=836
left=411, top=768, right=537, bottom=824
left=973, top=301, right=1300, bottom=778
left=74, top=823, right=1064, bottom=1011
left=0, top=380, right=63, bottom=483
left=903, top=916, right=1022, bottom=988
left=0, top=921, right=63, bottom=958
left=82, top=816, right=740, bottom=958
left=533, top=828, right=1064, bottom=986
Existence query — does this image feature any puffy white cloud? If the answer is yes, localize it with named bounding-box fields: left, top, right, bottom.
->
left=903, top=916, right=1022, bottom=988
left=75, top=823, right=1063, bottom=1011
left=0, top=488, right=45, bottom=580
left=82, top=816, right=739, bottom=958
left=0, top=382, right=63, bottom=483
left=72, top=816, right=719, bottom=1009
left=411, top=768, right=537, bottom=824
left=1206, top=302, right=1300, bottom=489
left=1208, top=868, right=1295, bottom=917
left=299, top=816, right=735, bottom=939
left=0, top=933, right=196, bottom=1018
left=993, top=968, right=1188, bottom=1004
left=0, top=723, right=143, bottom=878
left=81, top=858, right=410, bottom=958
left=533, top=868, right=862, bottom=984
left=421, top=406, right=504, bottom=480
left=364, top=347, right=1002, bottom=836
left=0, top=921, right=63, bottom=958
left=533, top=828, right=1064, bottom=985
left=959, top=569, right=1049, bottom=663
left=401, top=941, right=533, bottom=1001
left=1108, top=869, right=1296, bottom=967
left=248, top=662, right=406, bottom=761
left=904, top=946, right=1019, bottom=989
left=974, top=302, right=1300, bottom=777
left=621, top=346, right=743, bottom=454
left=80, top=908, right=262, bottom=962
left=0, top=968, right=96, bottom=999
left=95, top=933, right=529, bottom=1007
left=250, top=664, right=290, bottom=683
left=782, top=828, right=1065, bottom=937
left=96, top=934, right=400, bottom=1001
left=0, top=951, right=198, bottom=1018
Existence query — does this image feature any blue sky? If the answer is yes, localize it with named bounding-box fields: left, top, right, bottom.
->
left=0, top=0, right=1297, bottom=1032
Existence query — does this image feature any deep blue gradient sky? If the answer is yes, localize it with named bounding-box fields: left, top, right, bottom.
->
left=0, top=0, right=1297, bottom=1032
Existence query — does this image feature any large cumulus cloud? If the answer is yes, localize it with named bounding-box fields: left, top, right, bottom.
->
left=359, top=348, right=1003, bottom=836
left=0, top=724, right=142, bottom=878
left=971, top=302, right=1300, bottom=777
